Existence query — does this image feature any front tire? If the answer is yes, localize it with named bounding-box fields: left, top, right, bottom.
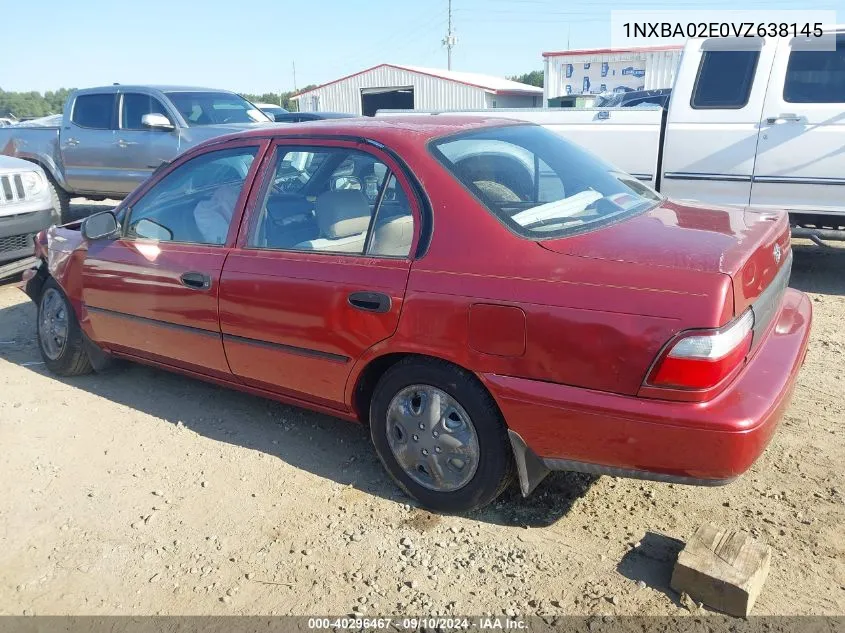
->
left=369, top=358, right=514, bottom=513
left=36, top=279, right=93, bottom=376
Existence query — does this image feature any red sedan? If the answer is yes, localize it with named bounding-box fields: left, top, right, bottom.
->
left=24, top=117, right=812, bottom=513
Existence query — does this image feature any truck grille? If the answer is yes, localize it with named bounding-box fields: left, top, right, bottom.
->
left=0, top=234, right=33, bottom=255
left=0, top=174, right=27, bottom=204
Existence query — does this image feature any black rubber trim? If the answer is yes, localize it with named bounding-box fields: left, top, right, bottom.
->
left=663, top=172, right=752, bottom=182
left=222, top=333, right=349, bottom=364
left=85, top=304, right=349, bottom=363
left=543, top=457, right=736, bottom=487
left=85, top=305, right=220, bottom=338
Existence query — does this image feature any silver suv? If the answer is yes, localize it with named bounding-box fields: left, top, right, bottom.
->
left=0, top=156, right=53, bottom=278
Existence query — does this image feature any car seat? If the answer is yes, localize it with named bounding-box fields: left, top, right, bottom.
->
left=295, top=190, right=370, bottom=253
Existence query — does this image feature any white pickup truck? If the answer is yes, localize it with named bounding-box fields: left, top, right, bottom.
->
left=381, top=29, right=845, bottom=241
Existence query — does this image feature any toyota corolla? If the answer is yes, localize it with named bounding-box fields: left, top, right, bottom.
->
left=23, top=117, right=812, bottom=512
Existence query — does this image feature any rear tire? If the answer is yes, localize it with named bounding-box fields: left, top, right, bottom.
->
left=369, top=358, right=514, bottom=513
left=45, top=175, right=71, bottom=225
left=36, top=279, right=93, bottom=376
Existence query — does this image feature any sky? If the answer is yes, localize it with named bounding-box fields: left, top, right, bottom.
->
left=1, top=0, right=842, bottom=95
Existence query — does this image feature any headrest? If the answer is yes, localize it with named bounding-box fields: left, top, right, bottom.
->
left=316, top=190, right=371, bottom=239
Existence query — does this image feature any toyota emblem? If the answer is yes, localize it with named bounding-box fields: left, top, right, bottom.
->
left=773, top=243, right=782, bottom=264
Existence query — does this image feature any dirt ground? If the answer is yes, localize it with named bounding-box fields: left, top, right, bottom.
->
left=0, top=200, right=843, bottom=617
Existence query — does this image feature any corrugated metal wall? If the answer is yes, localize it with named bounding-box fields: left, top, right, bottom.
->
left=544, top=50, right=682, bottom=102
left=296, top=66, right=488, bottom=114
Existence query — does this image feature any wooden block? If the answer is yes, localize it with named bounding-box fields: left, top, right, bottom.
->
left=670, top=522, right=772, bottom=617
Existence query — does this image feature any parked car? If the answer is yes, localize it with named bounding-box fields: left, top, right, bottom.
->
left=594, top=88, right=672, bottom=109
left=272, top=111, right=356, bottom=123
left=0, top=156, right=54, bottom=279
left=22, top=117, right=811, bottom=512
left=12, top=114, right=63, bottom=128
left=0, top=85, right=273, bottom=222
left=254, top=103, right=289, bottom=119
left=381, top=28, right=845, bottom=239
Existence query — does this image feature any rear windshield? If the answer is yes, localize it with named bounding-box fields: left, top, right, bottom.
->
left=165, top=91, right=270, bottom=126
left=430, top=124, right=662, bottom=239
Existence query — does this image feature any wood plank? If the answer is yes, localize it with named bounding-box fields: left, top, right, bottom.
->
left=670, top=522, right=772, bottom=617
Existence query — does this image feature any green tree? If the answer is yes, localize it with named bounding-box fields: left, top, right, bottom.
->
left=241, top=85, right=318, bottom=112
left=0, top=88, right=75, bottom=119
left=508, top=71, right=544, bottom=88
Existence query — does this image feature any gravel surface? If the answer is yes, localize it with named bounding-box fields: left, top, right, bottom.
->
left=0, top=202, right=842, bottom=616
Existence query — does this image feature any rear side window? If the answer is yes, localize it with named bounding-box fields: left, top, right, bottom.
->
left=121, top=93, right=172, bottom=129
left=691, top=49, right=760, bottom=109
left=249, top=147, right=414, bottom=257
left=430, top=125, right=662, bottom=240
left=71, top=94, right=116, bottom=129
left=784, top=35, right=845, bottom=103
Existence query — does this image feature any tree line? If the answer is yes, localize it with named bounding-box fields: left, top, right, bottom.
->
left=0, top=88, right=74, bottom=119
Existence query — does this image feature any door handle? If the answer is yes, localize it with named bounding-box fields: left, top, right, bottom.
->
left=180, top=271, right=211, bottom=291
left=65, top=138, right=79, bottom=146
left=348, top=291, right=391, bottom=313
left=765, top=113, right=803, bottom=124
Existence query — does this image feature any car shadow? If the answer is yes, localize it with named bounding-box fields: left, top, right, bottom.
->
left=616, top=530, right=686, bottom=607
left=790, top=241, right=845, bottom=296
left=0, top=298, right=594, bottom=527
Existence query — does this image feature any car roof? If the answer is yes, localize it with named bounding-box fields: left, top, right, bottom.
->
left=73, top=85, right=236, bottom=95
left=214, top=115, right=524, bottom=145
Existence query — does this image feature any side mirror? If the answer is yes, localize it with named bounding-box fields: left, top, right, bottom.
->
left=141, top=113, right=175, bottom=131
left=133, top=218, right=173, bottom=241
left=82, top=211, right=119, bottom=240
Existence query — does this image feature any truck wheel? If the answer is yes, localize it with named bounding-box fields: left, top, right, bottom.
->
left=369, top=358, right=514, bottom=513
left=36, top=279, right=93, bottom=376
left=46, top=176, right=71, bottom=225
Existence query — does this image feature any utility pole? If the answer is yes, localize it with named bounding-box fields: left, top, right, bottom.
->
left=442, top=0, right=456, bottom=70
left=292, top=61, right=298, bottom=92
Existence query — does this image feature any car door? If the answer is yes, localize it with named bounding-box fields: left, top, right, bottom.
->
left=111, top=91, right=181, bottom=193
left=219, top=139, right=420, bottom=410
left=80, top=139, right=268, bottom=378
left=750, top=32, right=845, bottom=217
left=62, top=91, right=121, bottom=195
left=660, top=38, right=775, bottom=207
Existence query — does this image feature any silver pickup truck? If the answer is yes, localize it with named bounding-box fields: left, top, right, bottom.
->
left=0, top=85, right=273, bottom=222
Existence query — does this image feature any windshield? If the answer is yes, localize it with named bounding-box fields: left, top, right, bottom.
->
left=430, top=124, right=662, bottom=239
left=259, top=105, right=288, bottom=117
left=165, top=91, right=271, bottom=126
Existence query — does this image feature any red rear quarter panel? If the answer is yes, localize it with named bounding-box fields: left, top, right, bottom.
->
left=348, top=149, right=733, bottom=400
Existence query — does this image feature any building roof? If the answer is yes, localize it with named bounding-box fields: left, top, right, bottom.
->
left=542, top=45, right=683, bottom=58
left=291, top=64, right=543, bottom=100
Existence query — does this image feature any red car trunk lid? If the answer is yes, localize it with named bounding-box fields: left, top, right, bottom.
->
left=539, top=199, right=791, bottom=316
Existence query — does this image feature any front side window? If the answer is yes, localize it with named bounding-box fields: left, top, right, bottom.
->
left=784, top=34, right=845, bottom=103
left=249, top=146, right=414, bottom=257
left=124, top=146, right=257, bottom=245
left=691, top=47, right=760, bottom=109
left=121, top=93, right=172, bottom=129
left=165, top=91, right=270, bottom=126
left=71, top=93, right=116, bottom=129
left=430, top=124, right=661, bottom=239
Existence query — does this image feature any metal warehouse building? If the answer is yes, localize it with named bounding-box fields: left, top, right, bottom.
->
left=291, top=63, right=543, bottom=116
left=543, top=45, right=682, bottom=106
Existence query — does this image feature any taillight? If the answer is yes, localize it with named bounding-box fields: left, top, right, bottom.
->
left=647, top=309, right=754, bottom=391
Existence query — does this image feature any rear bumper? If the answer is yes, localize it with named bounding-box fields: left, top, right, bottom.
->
left=485, top=288, right=812, bottom=489
left=0, top=206, right=52, bottom=265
